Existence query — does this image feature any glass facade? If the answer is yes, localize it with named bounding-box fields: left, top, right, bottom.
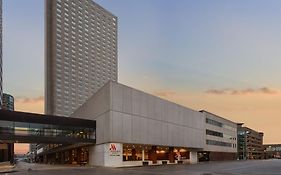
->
left=0, top=120, right=95, bottom=142
left=0, top=110, right=96, bottom=144
left=122, top=144, right=189, bottom=162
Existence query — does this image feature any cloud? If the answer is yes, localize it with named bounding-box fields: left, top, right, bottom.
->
left=205, top=89, right=227, bottom=95
left=15, top=96, right=44, bottom=103
left=259, top=87, right=278, bottom=94
left=152, top=90, right=177, bottom=98
left=206, top=87, right=278, bottom=95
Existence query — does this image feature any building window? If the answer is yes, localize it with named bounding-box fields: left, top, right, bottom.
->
left=206, top=140, right=232, bottom=147
left=206, top=129, right=223, bottom=138
left=206, top=118, right=222, bottom=127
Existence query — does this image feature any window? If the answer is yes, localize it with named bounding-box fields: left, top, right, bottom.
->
left=206, top=140, right=232, bottom=147
left=206, top=118, right=222, bottom=127
left=206, top=129, right=223, bottom=137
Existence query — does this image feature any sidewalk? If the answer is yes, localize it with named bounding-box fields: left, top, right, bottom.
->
left=0, top=162, right=16, bottom=173
left=13, top=162, right=90, bottom=172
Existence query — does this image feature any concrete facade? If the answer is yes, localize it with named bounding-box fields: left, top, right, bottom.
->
left=200, top=111, right=237, bottom=153
left=71, top=81, right=206, bottom=166
left=70, top=81, right=238, bottom=166
left=45, top=0, right=118, bottom=116
left=71, top=81, right=206, bottom=149
left=0, top=0, right=2, bottom=109
left=199, top=111, right=237, bottom=161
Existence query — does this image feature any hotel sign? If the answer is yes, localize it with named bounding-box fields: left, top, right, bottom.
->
left=109, top=143, right=121, bottom=156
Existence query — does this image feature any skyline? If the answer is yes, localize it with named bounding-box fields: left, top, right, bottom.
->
left=3, top=0, right=281, bottom=149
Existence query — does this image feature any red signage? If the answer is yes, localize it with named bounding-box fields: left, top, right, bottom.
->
left=109, top=144, right=117, bottom=151
left=109, top=143, right=121, bottom=156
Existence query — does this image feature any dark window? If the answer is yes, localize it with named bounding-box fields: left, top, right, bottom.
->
left=206, top=118, right=222, bottom=127
left=206, top=129, right=223, bottom=137
left=206, top=139, right=232, bottom=147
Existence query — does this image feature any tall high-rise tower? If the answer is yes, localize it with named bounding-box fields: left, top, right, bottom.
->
left=45, top=0, right=118, bottom=116
left=0, top=0, right=3, bottom=109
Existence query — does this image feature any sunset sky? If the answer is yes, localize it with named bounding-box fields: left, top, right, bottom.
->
left=3, top=0, right=281, bottom=153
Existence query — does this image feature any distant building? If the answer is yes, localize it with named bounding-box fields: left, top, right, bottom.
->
left=2, top=93, right=14, bottom=111
left=237, top=123, right=264, bottom=160
left=45, top=0, right=118, bottom=116
left=264, top=144, right=281, bottom=159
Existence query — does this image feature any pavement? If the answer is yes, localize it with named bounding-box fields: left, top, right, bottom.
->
left=5, top=159, right=281, bottom=175
left=0, top=162, right=16, bottom=173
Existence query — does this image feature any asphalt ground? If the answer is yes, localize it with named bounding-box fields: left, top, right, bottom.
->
left=6, top=159, right=281, bottom=175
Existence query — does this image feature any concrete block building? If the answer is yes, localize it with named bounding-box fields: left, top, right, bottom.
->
left=70, top=81, right=237, bottom=167
left=45, top=0, right=118, bottom=116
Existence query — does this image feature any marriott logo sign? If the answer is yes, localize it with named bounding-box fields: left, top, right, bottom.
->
left=109, top=143, right=121, bottom=156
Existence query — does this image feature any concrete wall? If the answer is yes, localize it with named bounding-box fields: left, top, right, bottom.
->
left=202, top=111, right=237, bottom=153
left=209, top=152, right=237, bottom=161
left=71, top=83, right=111, bottom=144
left=89, top=143, right=123, bottom=167
left=109, top=82, right=205, bottom=148
left=72, top=81, right=205, bottom=149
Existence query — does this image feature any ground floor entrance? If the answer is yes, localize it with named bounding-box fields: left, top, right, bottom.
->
left=88, top=143, right=199, bottom=167
left=35, top=143, right=201, bottom=167
left=122, top=144, right=190, bottom=164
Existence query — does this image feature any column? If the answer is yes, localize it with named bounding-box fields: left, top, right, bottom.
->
left=151, top=146, right=157, bottom=164
left=132, top=148, right=136, bottom=161
left=190, top=151, right=198, bottom=164
left=77, top=148, right=82, bottom=165
left=60, top=152, right=65, bottom=164
left=69, top=150, right=73, bottom=164
left=142, top=148, right=145, bottom=162
left=169, top=147, right=175, bottom=163
left=8, top=144, right=14, bottom=164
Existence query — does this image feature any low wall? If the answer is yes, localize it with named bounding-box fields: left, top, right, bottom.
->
left=209, top=152, right=236, bottom=161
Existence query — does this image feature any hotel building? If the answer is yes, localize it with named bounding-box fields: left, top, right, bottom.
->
left=45, top=0, right=118, bottom=116
left=41, top=0, right=239, bottom=167
left=70, top=81, right=238, bottom=167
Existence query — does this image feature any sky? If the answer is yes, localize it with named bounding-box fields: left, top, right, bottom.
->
left=3, top=0, right=281, bottom=153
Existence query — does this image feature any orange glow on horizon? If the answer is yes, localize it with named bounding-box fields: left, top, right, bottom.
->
left=14, top=144, right=29, bottom=154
